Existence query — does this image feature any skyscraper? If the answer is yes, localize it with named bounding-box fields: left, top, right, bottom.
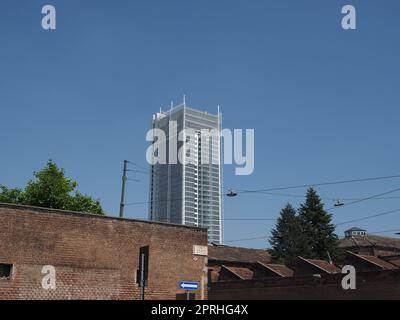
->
left=148, top=102, right=223, bottom=244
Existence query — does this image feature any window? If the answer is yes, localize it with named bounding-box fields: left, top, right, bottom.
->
left=0, top=264, right=13, bottom=279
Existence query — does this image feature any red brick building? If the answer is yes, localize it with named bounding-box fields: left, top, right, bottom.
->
left=210, top=269, right=400, bottom=300
left=0, top=203, right=208, bottom=300
left=209, top=253, right=400, bottom=300
left=207, top=244, right=294, bottom=282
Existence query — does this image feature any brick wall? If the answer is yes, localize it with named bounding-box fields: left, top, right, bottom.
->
left=209, top=270, right=400, bottom=300
left=0, top=203, right=208, bottom=300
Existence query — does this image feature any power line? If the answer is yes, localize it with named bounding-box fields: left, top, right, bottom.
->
left=225, top=208, right=400, bottom=224
left=224, top=206, right=400, bottom=242
left=124, top=169, right=400, bottom=207
left=121, top=168, right=400, bottom=229
left=223, top=189, right=400, bottom=202
left=232, top=174, right=400, bottom=194
left=121, top=165, right=400, bottom=241
left=335, top=208, right=400, bottom=226
left=224, top=236, right=269, bottom=243
left=125, top=198, right=184, bottom=206
left=126, top=187, right=400, bottom=227
left=325, top=187, right=400, bottom=211
left=224, top=187, right=400, bottom=222
left=126, top=161, right=148, bottom=171
left=124, top=181, right=400, bottom=209
left=224, top=227, right=400, bottom=243
left=370, top=229, right=400, bottom=235
left=130, top=166, right=400, bottom=196
left=225, top=218, right=276, bottom=221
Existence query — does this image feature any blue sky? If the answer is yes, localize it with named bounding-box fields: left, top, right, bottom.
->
left=1, top=0, right=400, bottom=248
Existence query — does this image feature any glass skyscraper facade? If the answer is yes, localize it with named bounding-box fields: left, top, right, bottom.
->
left=148, top=104, right=222, bottom=244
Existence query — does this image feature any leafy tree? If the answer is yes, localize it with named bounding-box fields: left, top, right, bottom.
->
left=67, top=192, right=103, bottom=215
left=0, top=160, right=104, bottom=215
left=24, top=160, right=77, bottom=209
left=269, top=203, right=311, bottom=266
left=298, top=188, right=339, bottom=260
left=0, top=186, right=25, bottom=204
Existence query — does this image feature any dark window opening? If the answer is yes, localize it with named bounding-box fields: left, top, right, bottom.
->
left=0, top=264, right=13, bottom=279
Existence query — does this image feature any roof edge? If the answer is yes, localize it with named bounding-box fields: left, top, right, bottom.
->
left=257, top=261, right=292, bottom=277
left=0, top=202, right=208, bottom=233
left=346, top=251, right=387, bottom=270
left=298, top=257, right=338, bottom=274
left=221, top=265, right=246, bottom=280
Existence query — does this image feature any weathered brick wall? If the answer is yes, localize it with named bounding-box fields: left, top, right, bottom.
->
left=0, top=203, right=208, bottom=300
left=210, top=270, right=400, bottom=300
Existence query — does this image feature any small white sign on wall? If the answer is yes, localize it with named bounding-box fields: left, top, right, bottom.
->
left=193, top=245, right=208, bottom=257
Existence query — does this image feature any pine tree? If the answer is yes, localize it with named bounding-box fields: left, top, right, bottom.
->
left=269, top=203, right=311, bottom=266
left=298, top=188, right=339, bottom=260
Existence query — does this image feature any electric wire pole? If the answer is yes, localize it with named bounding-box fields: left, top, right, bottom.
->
left=119, top=160, right=128, bottom=218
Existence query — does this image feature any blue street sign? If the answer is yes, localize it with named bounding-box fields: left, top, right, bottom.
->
left=179, top=281, right=199, bottom=291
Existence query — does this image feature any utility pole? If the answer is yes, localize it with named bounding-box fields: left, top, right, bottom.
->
left=119, top=160, right=128, bottom=218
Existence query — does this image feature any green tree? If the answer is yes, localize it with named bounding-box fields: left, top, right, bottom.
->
left=0, top=186, right=25, bottom=204
left=269, top=203, right=311, bottom=266
left=0, top=160, right=104, bottom=215
left=24, top=160, right=77, bottom=209
left=67, top=192, right=103, bottom=215
left=298, top=188, right=339, bottom=260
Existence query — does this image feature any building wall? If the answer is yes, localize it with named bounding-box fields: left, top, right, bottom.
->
left=149, top=105, right=222, bottom=244
left=293, top=259, right=324, bottom=276
left=208, top=261, right=281, bottom=282
left=149, top=107, right=184, bottom=224
left=209, top=270, right=400, bottom=300
left=343, top=254, right=383, bottom=272
left=0, top=203, right=208, bottom=300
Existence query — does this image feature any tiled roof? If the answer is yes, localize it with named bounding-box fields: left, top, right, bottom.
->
left=339, top=235, right=400, bottom=250
left=208, top=244, right=271, bottom=263
left=299, top=257, right=340, bottom=274
left=222, top=266, right=254, bottom=280
left=258, top=262, right=294, bottom=277
left=347, top=252, right=398, bottom=270
left=380, top=255, right=400, bottom=268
